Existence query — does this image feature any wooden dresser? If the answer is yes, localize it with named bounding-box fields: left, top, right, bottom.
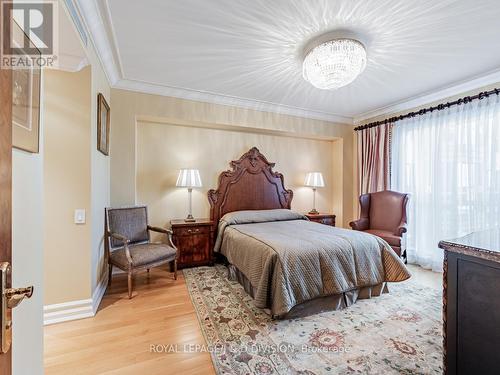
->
left=305, top=213, right=336, bottom=227
left=438, top=229, right=500, bottom=375
left=170, top=219, right=214, bottom=269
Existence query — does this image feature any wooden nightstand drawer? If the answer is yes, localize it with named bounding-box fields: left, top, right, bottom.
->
left=174, top=226, right=210, bottom=237
left=170, top=219, right=214, bottom=268
left=305, top=214, right=336, bottom=227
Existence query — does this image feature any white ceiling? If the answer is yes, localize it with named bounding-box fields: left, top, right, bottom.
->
left=82, top=0, right=500, bottom=122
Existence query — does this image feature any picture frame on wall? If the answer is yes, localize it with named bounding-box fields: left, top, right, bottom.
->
left=97, top=93, right=110, bottom=156
left=12, top=22, right=41, bottom=153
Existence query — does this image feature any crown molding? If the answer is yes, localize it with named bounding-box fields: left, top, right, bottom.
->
left=63, top=0, right=88, bottom=47
left=50, top=53, right=88, bottom=73
left=74, top=0, right=121, bottom=85
left=75, top=0, right=500, bottom=127
left=114, top=78, right=354, bottom=124
left=74, top=0, right=352, bottom=124
left=354, top=68, right=500, bottom=124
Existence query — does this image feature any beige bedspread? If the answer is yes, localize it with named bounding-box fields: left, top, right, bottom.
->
left=215, top=209, right=411, bottom=316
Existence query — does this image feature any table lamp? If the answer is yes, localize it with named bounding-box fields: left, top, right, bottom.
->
left=304, top=172, right=325, bottom=215
left=176, top=168, right=202, bottom=222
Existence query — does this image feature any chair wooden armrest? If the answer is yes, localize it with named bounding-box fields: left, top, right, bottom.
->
left=147, top=225, right=173, bottom=235
left=109, top=232, right=133, bottom=264
left=147, top=225, right=176, bottom=250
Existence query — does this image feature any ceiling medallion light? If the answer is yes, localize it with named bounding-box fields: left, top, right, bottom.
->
left=303, top=38, right=367, bottom=90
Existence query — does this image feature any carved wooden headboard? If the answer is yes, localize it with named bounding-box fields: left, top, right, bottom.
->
left=208, top=147, right=293, bottom=227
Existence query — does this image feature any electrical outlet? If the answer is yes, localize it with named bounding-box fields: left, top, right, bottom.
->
left=74, top=209, right=86, bottom=224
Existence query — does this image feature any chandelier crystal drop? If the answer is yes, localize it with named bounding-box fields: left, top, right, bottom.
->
left=303, top=39, right=367, bottom=90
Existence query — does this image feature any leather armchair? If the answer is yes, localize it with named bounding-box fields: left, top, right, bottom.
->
left=349, top=190, right=409, bottom=262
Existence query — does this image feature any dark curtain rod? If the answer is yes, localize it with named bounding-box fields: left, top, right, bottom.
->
left=354, top=87, right=500, bottom=131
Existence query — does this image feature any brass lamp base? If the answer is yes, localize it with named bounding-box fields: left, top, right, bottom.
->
left=184, top=214, right=196, bottom=222
left=308, top=209, right=319, bottom=215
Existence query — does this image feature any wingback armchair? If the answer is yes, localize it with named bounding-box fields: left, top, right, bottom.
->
left=349, top=190, right=409, bottom=262
left=105, top=206, right=178, bottom=298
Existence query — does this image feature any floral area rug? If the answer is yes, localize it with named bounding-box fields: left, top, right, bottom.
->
left=183, top=265, right=443, bottom=375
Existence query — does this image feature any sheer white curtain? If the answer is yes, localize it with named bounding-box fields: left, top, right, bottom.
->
left=391, top=94, right=500, bottom=271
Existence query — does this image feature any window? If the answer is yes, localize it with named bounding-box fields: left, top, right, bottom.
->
left=391, top=96, right=500, bottom=271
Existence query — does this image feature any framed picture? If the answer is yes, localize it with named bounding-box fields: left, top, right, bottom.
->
left=12, top=22, right=41, bottom=153
left=97, top=93, right=110, bottom=156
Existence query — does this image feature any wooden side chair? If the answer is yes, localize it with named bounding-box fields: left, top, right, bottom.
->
left=105, top=206, right=178, bottom=298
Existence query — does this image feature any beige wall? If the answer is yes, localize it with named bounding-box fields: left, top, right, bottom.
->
left=137, top=121, right=343, bottom=232
left=43, top=68, right=92, bottom=305
left=111, top=89, right=356, bottom=227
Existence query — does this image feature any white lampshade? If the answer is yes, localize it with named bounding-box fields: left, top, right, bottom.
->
left=176, top=169, right=202, bottom=188
left=304, top=172, right=325, bottom=188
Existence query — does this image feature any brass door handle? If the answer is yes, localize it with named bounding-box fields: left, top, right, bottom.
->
left=0, top=262, right=33, bottom=354
left=6, top=286, right=33, bottom=309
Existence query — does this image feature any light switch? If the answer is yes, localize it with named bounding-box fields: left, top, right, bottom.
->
left=74, top=209, right=86, bottom=224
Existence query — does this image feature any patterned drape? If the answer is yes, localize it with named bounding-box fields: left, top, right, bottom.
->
left=357, top=123, right=392, bottom=195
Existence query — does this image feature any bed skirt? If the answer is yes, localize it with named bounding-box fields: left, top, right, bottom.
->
left=227, top=264, right=389, bottom=319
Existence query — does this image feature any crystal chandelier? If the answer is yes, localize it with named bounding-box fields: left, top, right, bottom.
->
left=303, top=38, right=367, bottom=90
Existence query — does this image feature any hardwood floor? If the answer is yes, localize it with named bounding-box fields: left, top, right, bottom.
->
left=44, top=268, right=216, bottom=375
left=45, top=264, right=441, bottom=374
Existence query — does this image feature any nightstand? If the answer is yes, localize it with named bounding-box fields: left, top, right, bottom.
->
left=305, top=213, right=336, bottom=227
left=170, top=219, right=214, bottom=268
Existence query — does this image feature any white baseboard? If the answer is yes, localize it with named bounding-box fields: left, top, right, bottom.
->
left=43, top=299, right=94, bottom=325
left=44, top=272, right=108, bottom=325
left=92, top=273, right=108, bottom=314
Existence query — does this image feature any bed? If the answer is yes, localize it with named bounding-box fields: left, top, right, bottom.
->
left=208, top=147, right=410, bottom=318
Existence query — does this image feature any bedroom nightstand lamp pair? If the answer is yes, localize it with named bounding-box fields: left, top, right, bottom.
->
left=176, top=168, right=202, bottom=222
left=304, top=172, right=325, bottom=215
